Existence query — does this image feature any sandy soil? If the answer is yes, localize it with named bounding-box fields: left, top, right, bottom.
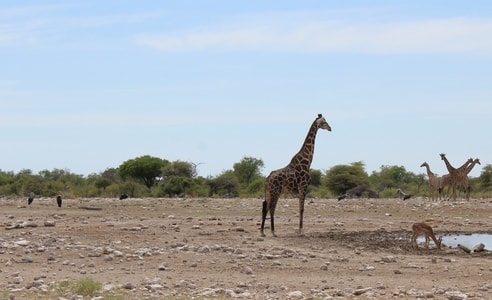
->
left=1, top=196, right=491, bottom=299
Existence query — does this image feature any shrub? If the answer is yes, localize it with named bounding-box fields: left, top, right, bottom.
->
left=71, top=277, right=102, bottom=296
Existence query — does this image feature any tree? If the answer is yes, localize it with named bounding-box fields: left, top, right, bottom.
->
left=118, top=155, right=169, bottom=188
left=208, top=170, right=239, bottom=197
left=94, top=177, right=112, bottom=191
left=162, top=160, right=195, bottom=179
left=323, top=161, right=369, bottom=195
left=309, top=169, right=323, bottom=187
left=159, top=176, right=193, bottom=197
left=233, top=156, right=264, bottom=186
left=479, top=164, right=492, bottom=191
left=101, top=168, right=123, bottom=183
left=371, top=165, right=419, bottom=190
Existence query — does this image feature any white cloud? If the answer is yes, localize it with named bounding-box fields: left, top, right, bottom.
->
left=0, top=3, right=162, bottom=47
left=136, top=17, right=492, bottom=54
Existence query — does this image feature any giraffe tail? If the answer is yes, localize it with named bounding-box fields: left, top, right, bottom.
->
left=262, top=189, right=268, bottom=221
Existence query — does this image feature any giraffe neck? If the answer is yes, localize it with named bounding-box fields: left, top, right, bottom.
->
left=442, top=156, right=456, bottom=173
left=289, top=120, right=319, bottom=170
left=423, top=164, right=436, bottom=178
left=456, top=159, right=472, bottom=173
left=465, top=161, right=476, bottom=174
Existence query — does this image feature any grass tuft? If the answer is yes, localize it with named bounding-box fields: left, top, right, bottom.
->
left=71, top=277, right=102, bottom=297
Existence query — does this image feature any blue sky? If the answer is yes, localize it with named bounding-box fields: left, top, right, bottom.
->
left=1, top=1, right=491, bottom=178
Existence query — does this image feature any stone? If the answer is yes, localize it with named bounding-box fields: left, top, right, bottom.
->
left=445, top=291, right=468, bottom=300
left=287, top=290, right=304, bottom=298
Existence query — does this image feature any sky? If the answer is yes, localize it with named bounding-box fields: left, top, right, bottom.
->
left=1, top=1, right=491, bottom=179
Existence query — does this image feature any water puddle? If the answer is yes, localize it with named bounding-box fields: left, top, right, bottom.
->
left=440, top=233, right=492, bottom=250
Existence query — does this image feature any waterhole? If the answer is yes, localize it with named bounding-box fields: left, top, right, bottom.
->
left=440, top=233, right=492, bottom=249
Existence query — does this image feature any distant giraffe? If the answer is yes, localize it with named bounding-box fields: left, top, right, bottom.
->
left=439, top=154, right=473, bottom=200
left=420, top=162, right=442, bottom=201
left=261, top=114, right=331, bottom=237
left=454, top=158, right=481, bottom=200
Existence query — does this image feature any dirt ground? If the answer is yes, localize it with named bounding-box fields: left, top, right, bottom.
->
left=1, top=196, right=491, bottom=299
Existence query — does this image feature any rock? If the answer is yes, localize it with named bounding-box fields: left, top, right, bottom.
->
left=14, top=240, right=30, bottom=246
left=121, top=282, right=136, bottom=290
left=359, top=264, right=375, bottom=271
left=381, top=256, right=396, bottom=263
left=197, top=245, right=210, bottom=253
left=354, top=287, right=373, bottom=296
left=147, top=283, right=164, bottom=291
left=22, top=256, right=33, bottom=263
left=471, top=243, right=485, bottom=253
left=287, top=291, right=304, bottom=299
left=445, top=290, right=468, bottom=300
left=12, top=276, right=23, bottom=284
left=457, top=244, right=471, bottom=253
left=24, top=221, right=38, bottom=227
left=44, top=220, right=56, bottom=227
left=5, top=223, right=24, bottom=230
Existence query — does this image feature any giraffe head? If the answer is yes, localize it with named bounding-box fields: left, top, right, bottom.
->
left=439, top=153, right=446, bottom=160
left=316, top=114, right=332, bottom=131
left=420, top=162, right=428, bottom=168
left=474, top=158, right=481, bottom=165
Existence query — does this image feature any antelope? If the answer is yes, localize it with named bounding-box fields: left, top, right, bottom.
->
left=411, top=222, right=442, bottom=249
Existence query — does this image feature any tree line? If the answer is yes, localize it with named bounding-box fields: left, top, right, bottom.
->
left=1, top=155, right=491, bottom=199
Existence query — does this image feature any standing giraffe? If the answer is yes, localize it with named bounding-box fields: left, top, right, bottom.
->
left=261, top=114, right=331, bottom=237
left=454, top=158, right=481, bottom=200
left=420, top=162, right=442, bottom=201
left=439, top=154, right=473, bottom=200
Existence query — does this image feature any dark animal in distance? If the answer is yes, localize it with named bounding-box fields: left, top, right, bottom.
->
left=28, top=192, right=35, bottom=205
left=56, top=194, right=62, bottom=207
left=396, top=188, right=412, bottom=200
left=119, top=193, right=129, bottom=200
left=338, top=186, right=379, bottom=200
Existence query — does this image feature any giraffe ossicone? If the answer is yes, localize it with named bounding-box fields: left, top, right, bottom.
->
left=261, top=114, right=331, bottom=237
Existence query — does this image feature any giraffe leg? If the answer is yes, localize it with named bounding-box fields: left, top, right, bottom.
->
left=260, top=200, right=268, bottom=237
left=297, top=196, right=305, bottom=236
left=269, top=199, right=278, bottom=237
left=261, top=194, right=279, bottom=237
left=448, top=183, right=456, bottom=201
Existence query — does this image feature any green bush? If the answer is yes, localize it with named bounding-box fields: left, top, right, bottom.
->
left=71, top=277, right=102, bottom=296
